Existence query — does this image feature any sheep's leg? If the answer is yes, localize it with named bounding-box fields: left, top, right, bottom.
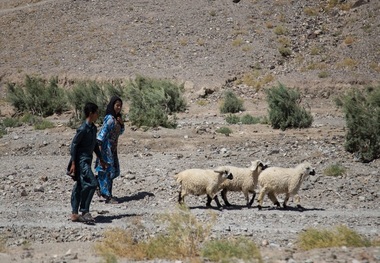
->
left=248, top=191, right=256, bottom=208
left=178, top=189, right=186, bottom=205
left=206, top=195, right=213, bottom=207
left=221, top=189, right=232, bottom=207
left=257, top=187, right=267, bottom=210
left=283, top=193, right=290, bottom=209
left=213, top=195, right=223, bottom=208
left=294, top=194, right=303, bottom=211
left=267, top=192, right=280, bottom=208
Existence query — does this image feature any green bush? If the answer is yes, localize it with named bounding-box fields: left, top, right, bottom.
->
left=225, top=114, right=261, bottom=125
left=241, top=114, right=261, bottom=124
left=225, top=114, right=240, bottom=124
left=202, top=237, right=262, bottom=263
left=6, top=75, right=68, bottom=117
left=66, top=80, right=109, bottom=122
left=2, top=117, right=21, bottom=128
left=324, top=163, right=346, bottom=177
left=0, top=124, right=6, bottom=138
left=126, top=76, right=186, bottom=128
left=220, top=90, right=244, bottom=114
left=34, top=119, right=55, bottom=130
left=266, top=83, right=313, bottom=130
left=335, top=86, right=380, bottom=162
left=216, top=127, right=232, bottom=136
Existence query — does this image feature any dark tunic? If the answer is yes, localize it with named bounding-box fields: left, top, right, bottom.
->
left=70, top=121, right=101, bottom=214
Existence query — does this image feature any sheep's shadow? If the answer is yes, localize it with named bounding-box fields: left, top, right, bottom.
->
left=221, top=204, right=256, bottom=210
left=114, top=191, right=155, bottom=204
left=218, top=205, right=325, bottom=212
left=94, top=213, right=139, bottom=224
left=262, top=206, right=325, bottom=212
left=187, top=205, right=224, bottom=211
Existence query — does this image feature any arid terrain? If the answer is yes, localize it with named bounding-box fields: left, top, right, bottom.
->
left=0, top=0, right=379, bottom=262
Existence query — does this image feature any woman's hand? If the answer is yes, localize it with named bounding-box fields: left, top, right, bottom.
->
left=100, top=159, right=108, bottom=170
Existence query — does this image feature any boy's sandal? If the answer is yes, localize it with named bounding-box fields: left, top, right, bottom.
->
left=82, top=213, right=95, bottom=222
left=71, top=214, right=87, bottom=223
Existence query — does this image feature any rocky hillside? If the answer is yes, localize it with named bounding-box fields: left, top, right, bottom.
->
left=0, top=0, right=379, bottom=94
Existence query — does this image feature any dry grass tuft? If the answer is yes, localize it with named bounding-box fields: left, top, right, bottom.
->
left=298, top=225, right=372, bottom=251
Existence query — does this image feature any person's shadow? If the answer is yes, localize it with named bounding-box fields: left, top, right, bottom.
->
left=95, top=213, right=138, bottom=224
left=116, top=191, right=155, bottom=203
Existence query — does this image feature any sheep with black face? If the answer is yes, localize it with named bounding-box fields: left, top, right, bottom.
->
left=257, top=162, right=316, bottom=211
left=174, top=167, right=233, bottom=209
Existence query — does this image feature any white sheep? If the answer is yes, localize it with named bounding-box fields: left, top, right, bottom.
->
left=257, top=162, right=316, bottom=211
left=174, top=166, right=233, bottom=208
left=218, top=160, right=268, bottom=208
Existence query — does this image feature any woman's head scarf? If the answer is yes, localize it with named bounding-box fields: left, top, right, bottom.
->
left=105, top=96, right=123, bottom=118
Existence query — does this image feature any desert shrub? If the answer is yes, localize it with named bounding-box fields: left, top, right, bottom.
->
left=95, top=207, right=215, bottom=261
left=6, top=75, right=68, bottom=117
left=318, top=71, right=330, bottom=78
left=201, top=237, right=262, bottom=263
left=0, top=123, right=6, bottom=138
left=104, top=80, right=128, bottom=100
left=126, top=75, right=186, bottom=128
left=0, top=236, right=6, bottom=253
left=241, top=71, right=274, bottom=91
left=2, top=117, right=22, bottom=128
left=298, top=225, right=371, bottom=251
left=196, top=99, right=208, bottom=106
left=20, top=113, right=39, bottom=125
left=279, top=46, right=292, bottom=57
left=241, top=114, right=261, bottom=124
left=266, top=83, right=313, bottom=130
left=335, top=86, right=380, bottom=162
left=324, top=163, right=346, bottom=177
left=220, top=90, right=244, bottom=114
left=225, top=114, right=261, bottom=125
left=274, top=25, right=287, bottom=35
left=225, top=114, right=240, bottom=124
left=216, top=127, right=232, bottom=136
left=34, top=119, right=55, bottom=130
left=66, top=80, right=109, bottom=122
left=19, top=113, right=54, bottom=130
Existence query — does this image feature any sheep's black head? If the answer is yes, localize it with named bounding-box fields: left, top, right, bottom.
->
left=260, top=162, right=269, bottom=170
left=214, top=167, right=233, bottom=180
left=222, top=169, right=233, bottom=180
left=309, top=168, right=316, bottom=176
left=251, top=160, right=268, bottom=172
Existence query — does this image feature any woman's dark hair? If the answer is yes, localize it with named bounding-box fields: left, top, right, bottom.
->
left=84, top=102, right=98, bottom=118
left=106, top=96, right=123, bottom=118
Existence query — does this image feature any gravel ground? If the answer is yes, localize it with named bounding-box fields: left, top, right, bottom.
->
left=0, top=0, right=379, bottom=262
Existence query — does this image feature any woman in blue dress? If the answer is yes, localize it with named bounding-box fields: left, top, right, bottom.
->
left=95, top=96, right=125, bottom=203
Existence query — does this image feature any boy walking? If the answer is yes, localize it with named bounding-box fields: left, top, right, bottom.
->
left=68, top=102, right=107, bottom=223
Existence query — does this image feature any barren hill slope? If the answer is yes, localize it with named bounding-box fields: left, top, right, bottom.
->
left=0, top=0, right=379, bottom=91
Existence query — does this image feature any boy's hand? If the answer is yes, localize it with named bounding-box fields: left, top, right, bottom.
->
left=68, top=162, right=75, bottom=175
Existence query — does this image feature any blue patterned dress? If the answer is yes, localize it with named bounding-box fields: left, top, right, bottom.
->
left=95, top=114, right=124, bottom=198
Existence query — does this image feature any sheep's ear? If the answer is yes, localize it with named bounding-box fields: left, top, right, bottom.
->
left=213, top=167, right=223, bottom=174
left=250, top=160, right=260, bottom=171
left=214, top=167, right=228, bottom=174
